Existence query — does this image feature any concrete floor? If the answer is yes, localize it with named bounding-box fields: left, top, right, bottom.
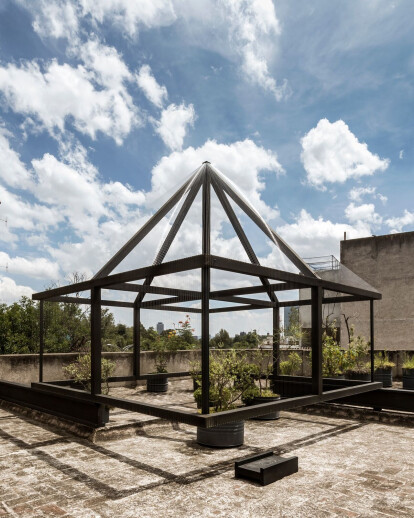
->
left=0, top=381, right=413, bottom=517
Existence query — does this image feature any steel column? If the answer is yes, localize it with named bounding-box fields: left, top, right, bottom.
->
left=370, top=300, right=375, bottom=382
left=90, top=287, right=102, bottom=395
left=273, top=306, right=280, bottom=382
left=311, top=286, right=323, bottom=395
left=39, top=301, right=44, bottom=383
left=133, top=307, right=140, bottom=379
left=201, top=166, right=211, bottom=415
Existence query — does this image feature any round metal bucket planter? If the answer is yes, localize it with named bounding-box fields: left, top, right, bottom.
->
left=249, top=395, right=281, bottom=420
left=347, top=371, right=371, bottom=381
left=147, top=377, right=169, bottom=393
left=197, top=421, right=244, bottom=448
left=402, top=368, right=414, bottom=390
left=374, top=368, right=393, bottom=388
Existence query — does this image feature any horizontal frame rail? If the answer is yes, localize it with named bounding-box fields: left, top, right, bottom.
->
left=30, top=381, right=382, bottom=429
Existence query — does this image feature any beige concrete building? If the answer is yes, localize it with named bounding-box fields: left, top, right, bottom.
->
left=339, top=231, right=414, bottom=351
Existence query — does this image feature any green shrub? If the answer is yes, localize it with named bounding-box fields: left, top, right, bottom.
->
left=402, top=355, right=414, bottom=369
left=63, top=354, right=115, bottom=394
left=280, top=351, right=302, bottom=375
left=374, top=351, right=395, bottom=370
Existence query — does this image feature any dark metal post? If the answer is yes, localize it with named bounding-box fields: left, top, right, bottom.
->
left=272, top=306, right=280, bottom=383
left=133, top=307, right=140, bottom=379
left=91, top=287, right=102, bottom=395
left=39, top=300, right=44, bottom=382
left=311, top=286, right=323, bottom=395
left=201, top=166, right=211, bottom=414
left=370, top=300, right=375, bottom=381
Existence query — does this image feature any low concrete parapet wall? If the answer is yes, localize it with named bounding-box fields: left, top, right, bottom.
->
left=0, top=348, right=409, bottom=385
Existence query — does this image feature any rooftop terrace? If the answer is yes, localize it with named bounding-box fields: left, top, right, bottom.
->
left=1, top=379, right=413, bottom=518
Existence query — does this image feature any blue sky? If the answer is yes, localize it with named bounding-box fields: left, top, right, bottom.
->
left=0, top=0, right=413, bottom=334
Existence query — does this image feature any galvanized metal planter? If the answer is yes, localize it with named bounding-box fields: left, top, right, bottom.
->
left=402, top=368, right=414, bottom=390
left=249, top=396, right=281, bottom=420
left=374, top=368, right=393, bottom=388
left=147, top=377, right=169, bottom=393
left=197, top=421, right=244, bottom=448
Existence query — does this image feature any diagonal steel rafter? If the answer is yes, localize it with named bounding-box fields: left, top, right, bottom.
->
left=134, top=169, right=204, bottom=307
left=210, top=171, right=279, bottom=304
left=93, top=168, right=201, bottom=279
left=210, top=166, right=318, bottom=278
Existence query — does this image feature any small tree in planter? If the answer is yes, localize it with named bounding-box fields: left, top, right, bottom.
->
left=147, top=334, right=169, bottom=393
left=402, top=355, right=414, bottom=390
left=374, top=351, right=395, bottom=387
left=63, top=354, right=115, bottom=395
left=280, top=351, right=303, bottom=376
left=193, top=350, right=254, bottom=447
left=321, top=323, right=345, bottom=378
left=241, top=348, right=281, bottom=420
left=345, top=328, right=370, bottom=381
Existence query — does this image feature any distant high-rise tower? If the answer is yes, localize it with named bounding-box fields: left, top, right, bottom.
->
left=156, top=322, right=164, bottom=334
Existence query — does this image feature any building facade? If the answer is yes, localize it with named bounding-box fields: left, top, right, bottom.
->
left=339, top=231, right=414, bottom=351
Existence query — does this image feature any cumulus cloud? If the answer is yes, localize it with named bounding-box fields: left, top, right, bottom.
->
left=0, top=252, right=60, bottom=280
left=0, top=127, right=33, bottom=190
left=345, top=202, right=382, bottom=226
left=136, top=65, right=168, bottom=108
left=348, top=186, right=376, bottom=202
left=19, top=0, right=286, bottom=100
left=0, top=57, right=139, bottom=144
left=0, top=276, right=34, bottom=304
left=153, top=103, right=196, bottom=151
left=301, top=119, right=389, bottom=189
left=276, top=209, right=371, bottom=258
left=386, top=210, right=414, bottom=233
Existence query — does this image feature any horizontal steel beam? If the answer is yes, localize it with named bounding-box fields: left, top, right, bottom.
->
left=33, top=255, right=205, bottom=300
left=210, top=282, right=301, bottom=298
left=208, top=256, right=381, bottom=300
left=105, top=283, right=201, bottom=298
left=209, top=304, right=269, bottom=313
left=141, top=304, right=202, bottom=313
left=0, top=380, right=109, bottom=427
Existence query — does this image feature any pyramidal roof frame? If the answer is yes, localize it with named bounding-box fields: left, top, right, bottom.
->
left=93, top=161, right=319, bottom=280
left=32, top=161, right=382, bottom=426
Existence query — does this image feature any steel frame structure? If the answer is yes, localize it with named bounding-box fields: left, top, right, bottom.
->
left=29, top=163, right=386, bottom=428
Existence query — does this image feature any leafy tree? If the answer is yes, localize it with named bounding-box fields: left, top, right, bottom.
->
left=210, top=328, right=232, bottom=349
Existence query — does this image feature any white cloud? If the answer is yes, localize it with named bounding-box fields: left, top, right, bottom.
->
left=80, top=0, right=176, bottom=38
left=301, top=119, right=389, bottom=189
left=30, top=0, right=79, bottom=39
left=348, top=186, right=376, bottom=202
left=0, top=127, right=33, bottom=190
left=386, top=210, right=414, bottom=233
left=0, top=276, right=34, bottom=304
left=399, top=149, right=404, bottom=159
left=153, top=103, right=196, bottom=151
left=276, top=209, right=371, bottom=258
left=377, top=193, right=387, bottom=204
left=345, top=202, right=382, bottom=226
left=136, top=65, right=168, bottom=108
left=149, top=138, right=284, bottom=216
left=0, top=58, right=139, bottom=144
left=0, top=252, right=60, bottom=280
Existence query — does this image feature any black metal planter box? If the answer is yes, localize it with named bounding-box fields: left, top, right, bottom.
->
left=235, top=451, right=298, bottom=486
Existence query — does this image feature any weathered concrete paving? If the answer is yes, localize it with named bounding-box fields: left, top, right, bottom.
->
left=0, top=386, right=413, bottom=517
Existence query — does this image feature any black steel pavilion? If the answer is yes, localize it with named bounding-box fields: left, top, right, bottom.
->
left=30, top=162, right=386, bottom=428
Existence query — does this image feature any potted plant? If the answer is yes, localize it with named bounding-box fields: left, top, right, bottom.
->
left=147, top=335, right=169, bottom=393
left=194, top=350, right=252, bottom=448
left=63, top=354, right=115, bottom=395
left=280, top=351, right=303, bottom=376
left=374, top=351, right=395, bottom=388
left=321, top=324, right=345, bottom=379
left=241, top=348, right=281, bottom=420
left=345, top=330, right=370, bottom=381
left=402, top=354, right=414, bottom=390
